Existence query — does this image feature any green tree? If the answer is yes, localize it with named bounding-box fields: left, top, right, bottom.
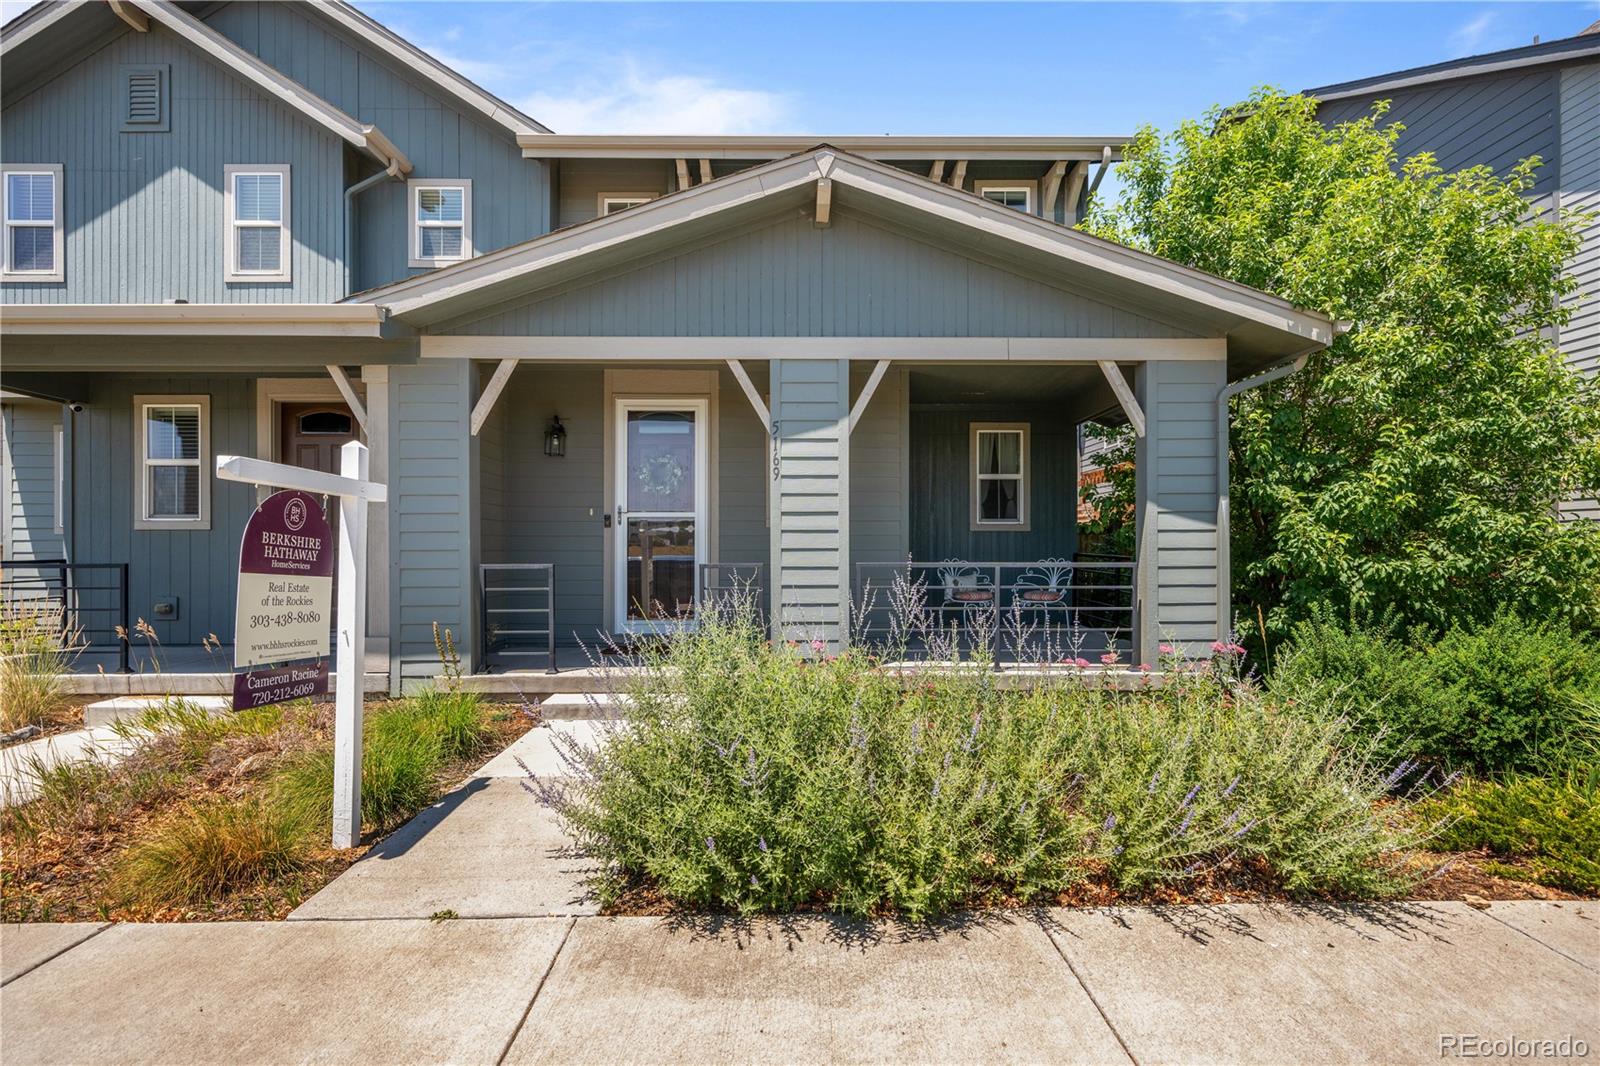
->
left=1084, top=89, right=1600, bottom=640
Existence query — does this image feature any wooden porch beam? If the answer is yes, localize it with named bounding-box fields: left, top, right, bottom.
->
left=725, top=358, right=770, bottom=432
left=674, top=158, right=691, bottom=190
left=928, top=159, right=946, bottom=183
left=947, top=160, right=968, bottom=190
left=1062, top=161, right=1088, bottom=225
left=108, top=0, right=149, bottom=31
left=847, top=359, right=892, bottom=435
left=699, top=158, right=713, bottom=185
left=469, top=357, right=518, bottom=436
left=324, top=364, right=370, bottom=434
left=1039, top=161, right=1067, bottom=220
left=1097, top=360, right=1146, bottom=437
left=814, top=178, right=832, bottom=226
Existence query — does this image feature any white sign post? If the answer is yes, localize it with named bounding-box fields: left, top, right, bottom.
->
left=217, top=442, right=387, bottom=850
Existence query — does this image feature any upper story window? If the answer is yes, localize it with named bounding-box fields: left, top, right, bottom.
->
left=598, top=194, right=656, bottom=216
left=410, top=179, right=473, bottom=267
left=134, top=395, right=210, bottom=530
left=3, top=164, right=64, bottom=283
left=975, top=180, right=1034, bottom=215
left=224, top=165, right=291, bottom=283
left=971, top=422, right=1030, bottom=531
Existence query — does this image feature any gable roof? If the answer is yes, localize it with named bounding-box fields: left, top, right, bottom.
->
left=351, top=146, right=1338, bottom=372
left=1, top=0, right=412, bottom=173
left=1307, top=27, right=1600, bottom=102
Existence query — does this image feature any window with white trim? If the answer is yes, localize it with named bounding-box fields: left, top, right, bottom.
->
left=3, top=164, right=63, bottom=282
left=134, top=396, right=210, bottom=530
left=971, top=422, right=1029, bottom=530
left=409, top=179, right=472, bottom=267
left=598, top=193, right=655, bottom=216
left=224, top=165, right=290, bottom=283
left=975, top=180, right=1034, bottom=214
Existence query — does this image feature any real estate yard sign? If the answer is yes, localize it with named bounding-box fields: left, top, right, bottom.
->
left=233, top=489, right=333, bottom=707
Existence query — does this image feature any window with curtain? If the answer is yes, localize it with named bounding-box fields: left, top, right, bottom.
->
left=410, top=180, right=472, bottom=266
left=3, top=165, right=62, bottom=280
left=225, top=166, right=289, bottom=282
left=136, top=397, right=209, bottom=528
left=972, top=423, right=1029, bottom=529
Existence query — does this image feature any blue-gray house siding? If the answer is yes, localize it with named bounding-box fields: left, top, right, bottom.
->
left=0, top=24, right=346, bottom=304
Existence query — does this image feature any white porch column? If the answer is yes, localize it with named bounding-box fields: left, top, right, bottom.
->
left=1134, top=358, right=1228, bottom=663
left=768, top=358, right=851, bottom=651
left=361, top=366, right=390, bottom=657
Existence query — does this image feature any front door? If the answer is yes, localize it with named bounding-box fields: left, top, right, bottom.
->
left=279, top=403, right=357, bottom=635
left=613, top=399, right=708, bottom=633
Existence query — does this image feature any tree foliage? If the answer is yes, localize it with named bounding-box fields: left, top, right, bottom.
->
left=1083, top=89, right=1600, bottom=638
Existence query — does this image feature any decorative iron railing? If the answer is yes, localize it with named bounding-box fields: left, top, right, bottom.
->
left=0, top=561, right=130, bottom=673
left=852, top=557, right=1134, bottom=657
left=478, top=563, right=556, bottom=674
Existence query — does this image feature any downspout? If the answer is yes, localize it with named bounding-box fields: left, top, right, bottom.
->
left=1214, top=323, right=1351, bottom=641
left=344, top=157, right=404, bottom=298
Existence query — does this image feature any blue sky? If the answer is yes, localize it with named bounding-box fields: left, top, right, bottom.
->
left=350, top=1, right=1600, bottom=137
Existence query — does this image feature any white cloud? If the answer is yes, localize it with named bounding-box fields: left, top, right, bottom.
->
left=521, top=61, right=796, bottom=135
left=1450, top=11, right=1496, bottom=55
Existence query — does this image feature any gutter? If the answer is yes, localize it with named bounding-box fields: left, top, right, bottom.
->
left=1214, top=322, right=1352, bottom=640
left=344, top=156, right=406, bottom=298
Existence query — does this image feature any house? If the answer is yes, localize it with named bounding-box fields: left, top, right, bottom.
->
left=0, top=0, right=1338, bottom=693
left=1308, top=22, right=1600, bottom=521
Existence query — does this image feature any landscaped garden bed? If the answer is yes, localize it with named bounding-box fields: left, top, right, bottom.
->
left=531, top=603, right=1599, bottom=920
left=1, top=692, right=535, bottom=922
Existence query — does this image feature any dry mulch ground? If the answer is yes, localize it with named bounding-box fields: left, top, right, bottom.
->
left=0, top=701, right=535, bottom=923
left=1, top=703, right=86, bottom=748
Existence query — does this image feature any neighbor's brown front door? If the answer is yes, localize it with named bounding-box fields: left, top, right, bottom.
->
left=279, top=403, right=358, bottom=636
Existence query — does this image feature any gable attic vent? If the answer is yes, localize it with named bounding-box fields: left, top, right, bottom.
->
left=121, top=65, right=169, bottom=132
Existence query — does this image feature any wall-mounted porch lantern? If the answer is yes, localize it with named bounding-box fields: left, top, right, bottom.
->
left=544, top=415, right=567, bottom=458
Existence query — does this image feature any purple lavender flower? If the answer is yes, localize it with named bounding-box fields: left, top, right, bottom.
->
left=1102, top=813, right=1117, bottom=832
left=1176, top=807, right=1195, bottom=836
left=931, top=777, right=942, bottom=800
left=1221, top=776, right=1239, bottom=798
left=1233, top=819, right=1258, bottom=839
left=1147, top=771, right=1161, bottom=794
left=758, top=836, right=769, bottom=853
left=705, top=836, right=716, bottom=853
left=1111, top=845, right=1125, bottom=857
left=750, top=874, right=760, bottom=888
left=1178, top=784, right=1200, bottom=811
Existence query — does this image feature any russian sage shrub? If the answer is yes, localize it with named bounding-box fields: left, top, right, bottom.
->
left=538, top=611, right=1426, bottom=919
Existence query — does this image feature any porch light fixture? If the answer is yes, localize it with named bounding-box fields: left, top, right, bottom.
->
left=544, top=415, right=567, bottom=458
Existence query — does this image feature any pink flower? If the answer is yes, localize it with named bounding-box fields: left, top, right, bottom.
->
left=1100, top=652, right=1120, bottom=665
left=1074, top=657, right=1092, bottom=669
left=810, top=639, right=826, bottom=653
left=1210, top=640, right=1227, bottom=654
left=1159, top=643, right=1174, bottom=655
left=1136, top=663, right=1151, bottom=672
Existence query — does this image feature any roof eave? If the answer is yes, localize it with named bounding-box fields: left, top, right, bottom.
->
left=1308, top=33, right=1600, bottom=102
left=516, top=134, right=1129, bottom=161
left=0, top=303, right=407, bottom=339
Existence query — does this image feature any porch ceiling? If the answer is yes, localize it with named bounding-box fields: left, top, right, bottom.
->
left=908, top=363, right=1101, bottom=404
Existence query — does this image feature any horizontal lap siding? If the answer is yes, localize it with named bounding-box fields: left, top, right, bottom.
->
left=205, top=2, right=550, bottom=293
left=773, top=360, right=849, bottom=647
left=443, top=211, right=1200, bottom=339
left=1140, top=360, right=1224, bottom=656
left=1560, top=62, right=1600, bottom=521
left=1, top=25, right=343, bottom=304
left=390, top=362, right=476, bottom=686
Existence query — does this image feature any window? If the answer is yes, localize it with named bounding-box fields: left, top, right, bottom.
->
left=409, top=179, right=472, bottom=267
left=971, top=422, right=1029, bottom=530
left=224, top=165, right=290, bottom=283
left=598, top=193, right=656, bottom=216
left=134, top=396, right=210, bottom=530
left=975, top=180, right=1034, bottom=215
left=3, top=164, right=63, bottom=282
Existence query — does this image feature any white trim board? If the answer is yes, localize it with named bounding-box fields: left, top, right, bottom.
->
left=420, top=337, right=1228, bottom=361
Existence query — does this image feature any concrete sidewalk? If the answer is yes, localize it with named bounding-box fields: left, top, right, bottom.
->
left=1, top=902, right=1594, bottom=1065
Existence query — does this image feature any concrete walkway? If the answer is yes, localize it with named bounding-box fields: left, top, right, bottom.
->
left=0, top=725, right=141, bottom=807
left=3, top=722, right=1596, bottom=1064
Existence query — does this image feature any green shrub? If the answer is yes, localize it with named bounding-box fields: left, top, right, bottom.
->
left=0, top=600, right=82, bottom=732
left=114, top=797, right=311, bottom=905
left=276, top=691, right=491, bottom=836
left=1270, top=609, right=1600, bottom=775
left=1422, top=770, right=1600, bottom=893
left=541, top=614, right=1424, bottom=920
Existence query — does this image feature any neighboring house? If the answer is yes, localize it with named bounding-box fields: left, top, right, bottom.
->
left=0, top=0, right=1339, bottom=692
left=1308, top=22, right=1600, bottom=521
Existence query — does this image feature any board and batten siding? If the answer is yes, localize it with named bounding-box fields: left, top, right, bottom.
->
left=387, top=361, right=478, bottom=689
left=1136, top=359, right=1225, bottom=660
left=204, top=2, right=550, bottom=294
left=440, top=210, right=1202, bottom=339
left=2, top=400, right=66, bottom=563
left=1559, top=61, right=1600, bottom=521
left=848, top=364, right=908, bottom=571
left=0, top=24, right=345, bottom=304
left=63, top=375, right=257, bottom=646
left=770, top=359, right=851, bottom=650
left=1316, top=66, right=1563, bottom=201
left=556, top=159, right=675, bottom=229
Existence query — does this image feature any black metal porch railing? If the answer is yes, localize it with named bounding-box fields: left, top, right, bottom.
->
left=0, top=561, right=130, bottom=673
left=478, top=563, right=556, bottom=674
left=698, top=562, right=766, bottom=616
left=852, top=557, right=1135, bottom=657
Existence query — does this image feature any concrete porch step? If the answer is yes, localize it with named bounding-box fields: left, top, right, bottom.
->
left=83, top=695, right=232, bottom=729
left=537, top=693, right=631, bottom=720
